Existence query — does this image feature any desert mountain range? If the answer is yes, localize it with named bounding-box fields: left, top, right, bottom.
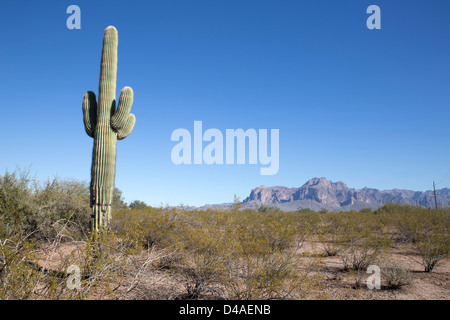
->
left=201, top=177, right=450, bottom=211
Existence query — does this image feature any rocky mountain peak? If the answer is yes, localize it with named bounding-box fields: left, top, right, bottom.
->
left=301, top=177, right=347, bottom=189
left=242, top=178, right=449, bottom=211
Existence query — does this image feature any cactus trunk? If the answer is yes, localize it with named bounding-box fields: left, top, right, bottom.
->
left=82, top=26, right=136, bottom=232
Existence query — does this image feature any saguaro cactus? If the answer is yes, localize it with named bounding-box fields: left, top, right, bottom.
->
left=82, top=26, right=136, bottom=232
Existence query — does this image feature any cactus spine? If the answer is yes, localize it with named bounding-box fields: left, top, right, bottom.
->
left=82, top=26, right=136, bottom=232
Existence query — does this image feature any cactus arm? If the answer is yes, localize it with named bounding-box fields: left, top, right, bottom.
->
left=117, top=113, right=136, bottom=140
left=82, top=91, right=97, bottom=138
left=111, top=86, right=134, bottom=131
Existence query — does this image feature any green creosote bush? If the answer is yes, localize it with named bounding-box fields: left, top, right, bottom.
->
left=316, top=214, right=343, bottom=257
left=257, top=204, right=281, bottom=213
left=175, top=218, right=230, bottom=299
left=0, top=238, right=39, bottom=299
left=381, top=262, right=412, bottom=289
left=112, top=207, right=179, bottom=251
left=220, top=211, right=323, bottom=300
left=359, top=207, right=373, bottom=214
left=0, top=169, right=90, bottom=241
left=230, top=195, right=243, bottom=211
left=414, top=222, right=449, bottom=272
left=129, top=200, right=149, bottom=210
left=381, top=205, right=450, bottom=271
left=335, top=213, right=391, bottom=272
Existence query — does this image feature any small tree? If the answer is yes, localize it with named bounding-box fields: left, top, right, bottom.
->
left=129, top=200, right=148, bottom=210
left=230, top=195, right=243, bottom=211
left=257, top=204, right=280, bottom=213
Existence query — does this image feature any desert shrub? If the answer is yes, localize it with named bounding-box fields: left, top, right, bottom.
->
left=0, top=226, right=166, bottom=300
left=230, top=195, right=243, bottom=211
left=129, top=200, right=149, bottom=210
left=112, top=188, right=128, bottom=210
left=172, top=212, right=233, bottom=299
left=340, top=242, right=381, bottom=272
left=222, top=211, right=322, bottom=300
left=257, top=204, right=281, bottom=213
left=316, top=214, right=345, bottom=256
left=31, top=178, right=90, bottom=240
left=359, top=207, right=373, bottom=214
left=224, top=249, right=317, bottom=299
left=0, top=236, right=39, bottom=299
left=112, top=207, right=179, bottom=251
left=0, top=169, right=90, bottom=241
left=374, top=203, right=416, bottom=215
left=0, top=169, right=35, bottom=239
left=154, top=252, right=183, bottom=270
left=336, top=214, right=390, bottom=272
left=70, top=231, right=133, bottom=299
left=381, top=263, right=412, bottom=289
left=386, top=208, right=450, bottom=272
left=238, top=211, right=301, bottom=252
left=387, top=207, right=431, bottom=243
left=415, top=229, right=449, bottom=272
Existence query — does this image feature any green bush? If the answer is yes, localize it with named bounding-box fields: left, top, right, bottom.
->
left=415, top=225, right=449, bottom=272
left=0, top=169, right=90, bottom=241
left=335, top=213, right=390, bottom=271
left=317, top=214, right=343, bottom=256
left=381, top=263, right=412, bottom=289
left=111, top=207, right=179, bottom=250
left=359, top=207, right=373, bottom=214
left=257, top=204, right=281, bottom=213
left=129, top=200, right=149, bottom=210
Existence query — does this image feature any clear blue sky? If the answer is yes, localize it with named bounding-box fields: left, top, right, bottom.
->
left=1, top=0, right=449, bottom=206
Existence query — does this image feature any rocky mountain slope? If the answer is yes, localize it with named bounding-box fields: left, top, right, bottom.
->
left=240, top=177, right=450, bottom=211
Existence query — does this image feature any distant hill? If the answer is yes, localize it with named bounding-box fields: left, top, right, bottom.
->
left=200, top=177, right=450, bottom=211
